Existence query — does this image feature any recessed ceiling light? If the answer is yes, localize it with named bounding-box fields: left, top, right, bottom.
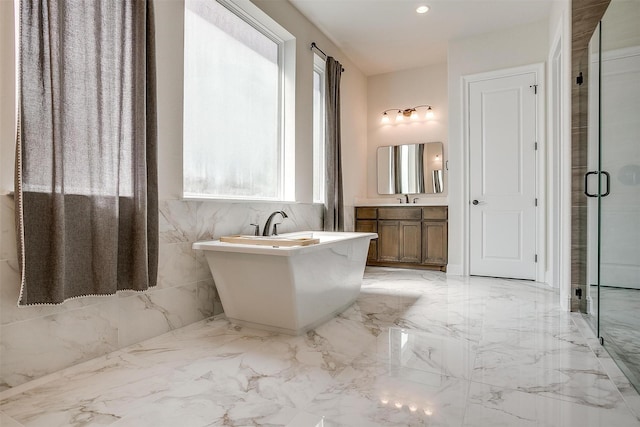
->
left=416, top=5, right=430, bottom=14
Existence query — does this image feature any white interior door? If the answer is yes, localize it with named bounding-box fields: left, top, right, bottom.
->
left=469, top=72, right=538, bottom=280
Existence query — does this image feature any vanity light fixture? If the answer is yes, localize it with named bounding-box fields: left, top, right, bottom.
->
left=380, top=105, right=435, bottom=124
left=425, top=106, right=435, bottom=119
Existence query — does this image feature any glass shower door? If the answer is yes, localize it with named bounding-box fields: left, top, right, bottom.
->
left=598, top=0, right=640, bottom=391
left=585, top=22, right=600, bottom=335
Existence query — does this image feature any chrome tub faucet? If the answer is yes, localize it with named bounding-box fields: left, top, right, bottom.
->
left=263, top=211, right=288, bottom=236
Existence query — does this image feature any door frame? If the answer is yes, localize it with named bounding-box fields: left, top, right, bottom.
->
left=550, top=32, right=564, bottom=291
left=548, top=18, right=572, bottom=311
left=462, top=63, right=546, bottom=282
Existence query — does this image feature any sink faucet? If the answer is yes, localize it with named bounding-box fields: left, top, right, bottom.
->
left=263, top=211, right=288, bottom=236
left=404, top=194, right=409, bottom=203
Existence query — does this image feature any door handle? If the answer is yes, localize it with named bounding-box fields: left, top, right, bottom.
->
left=584, top=170, right=611, bottom=197
left=602, top=171, right=611, bottom=197
left=584, top=171, right=598, bottom=197
left=472, top=200, right=480, bottom=205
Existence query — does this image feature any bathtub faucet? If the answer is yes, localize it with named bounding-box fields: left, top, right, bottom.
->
left=263, top=211, right=288, bottom=236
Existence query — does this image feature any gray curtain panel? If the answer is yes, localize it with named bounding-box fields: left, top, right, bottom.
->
left=15, top=0, right=158, bottom=305
left=323, top=56, right=344, bottom=232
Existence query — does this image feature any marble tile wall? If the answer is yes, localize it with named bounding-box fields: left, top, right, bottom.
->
left=0, top=195, right=322, bottom=390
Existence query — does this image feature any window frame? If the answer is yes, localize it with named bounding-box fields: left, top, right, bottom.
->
left=312, top=53, right=326, bottom=204
left=182, top=0, right=291, bottom=201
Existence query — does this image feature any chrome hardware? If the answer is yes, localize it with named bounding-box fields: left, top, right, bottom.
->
left=263, top=211, right=288, bottom=236
left=250, top=223, right=260, bottom=236
left=584, top=171, right=598, bottom=197
left=602, top=171, right=611, bottom=197
left=584, top=170, right=611, bottom=197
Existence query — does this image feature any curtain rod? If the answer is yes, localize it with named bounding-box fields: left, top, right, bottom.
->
left=310, top=42, right=345, bottom=72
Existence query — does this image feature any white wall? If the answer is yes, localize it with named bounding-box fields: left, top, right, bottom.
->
left=447, top=20, right=549, bottom=275
left=155, top=0, right=185, bottom=200
left=366, top=64, right=449, bottom=206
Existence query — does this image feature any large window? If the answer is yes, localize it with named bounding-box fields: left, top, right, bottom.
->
left=313, top=54, right=325, bottom=203
left=183, top=0, right=286, bottom=200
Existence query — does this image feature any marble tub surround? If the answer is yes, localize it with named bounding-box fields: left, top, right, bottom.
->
left=159, top=199, right=323, bottom=244
left=1, top=268, right=639, bottom=426
left=0, top=196, right=322, bottom=390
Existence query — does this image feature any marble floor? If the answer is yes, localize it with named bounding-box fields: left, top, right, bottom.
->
left=1, top=267, right=640, bottom=426
left=586, top=286, right=640, bottom=393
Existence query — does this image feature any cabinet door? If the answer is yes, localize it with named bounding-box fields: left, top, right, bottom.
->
left=422, top=221, right=448, bottom=265
left=378, top=207, right=422, bottom=220
left=356, top=207, right=377, bottom=220
left=400, top=221, right=422, bottom=263
left=422, top=206, right=448, bottom=221
left=355, top=220, right=378, bottom=262
left=378, top=220, right=401, bottom=261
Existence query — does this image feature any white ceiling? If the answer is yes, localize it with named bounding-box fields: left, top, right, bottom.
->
left=288, top=0, right=560, bottom=76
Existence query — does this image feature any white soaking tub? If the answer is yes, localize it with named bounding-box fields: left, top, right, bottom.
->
left=193, top=231, right=377, bottom=335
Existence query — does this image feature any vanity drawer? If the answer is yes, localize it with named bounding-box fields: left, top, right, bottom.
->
left=356, top=207, right=378, bottom=219
left=378, top=207, right=422, bottom=220
left=422, top=206, right=448, bottom=221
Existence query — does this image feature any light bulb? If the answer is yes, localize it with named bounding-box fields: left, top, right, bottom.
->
left=381, top=112, right=390, bottom=124
left=425, top=107, right=435, bottom=120
left=416, top=5, right=429, bottom=14
left=395, top=110, right=404, bottom=122
left=410, top=109, right=419, bottom=120
left=394, top=402, right=403, bottom=409
left=409, top=405, right=418, bottom=412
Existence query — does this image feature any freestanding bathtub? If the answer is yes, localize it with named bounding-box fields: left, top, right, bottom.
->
left=193, top=231, right=377, bottom=335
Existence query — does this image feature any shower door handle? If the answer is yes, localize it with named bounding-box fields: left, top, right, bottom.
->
left=584, top=171, right=598, bottom=197
left=601, top=171, right=611, bottom=197
left=584, top=170, right=611, bottom=197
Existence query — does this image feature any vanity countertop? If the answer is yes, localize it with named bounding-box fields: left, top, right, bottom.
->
left=354, top=203, right=448, bottom=207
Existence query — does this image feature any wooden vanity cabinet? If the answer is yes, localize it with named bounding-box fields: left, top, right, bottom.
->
left=355, top=220, right=378, bottom=262
left=355, top=206, right=448, bottom=271
left=422, top=206, right=448, bottom=266
left=378, top=220, right=422, bottom=262
left=354, top=208, right=378, bottom=262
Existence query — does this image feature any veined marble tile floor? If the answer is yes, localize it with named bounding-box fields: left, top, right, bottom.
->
left=1, top=267, right=640, bottom=426
left=589, top=286, right=640, bottom=391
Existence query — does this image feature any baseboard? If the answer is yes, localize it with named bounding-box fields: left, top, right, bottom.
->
left=446, top=264, right=463, bottom=276
left=367, top=261, right=445, bottom=272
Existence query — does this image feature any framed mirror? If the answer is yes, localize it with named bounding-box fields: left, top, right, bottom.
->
left=377, top=142, right=444, bottom=195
